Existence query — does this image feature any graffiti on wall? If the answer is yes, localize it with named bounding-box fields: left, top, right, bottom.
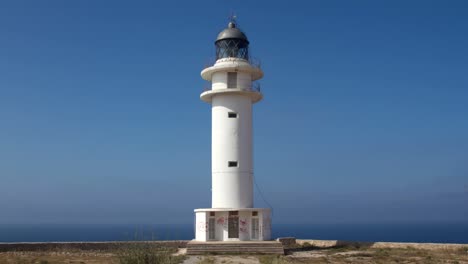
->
left=216, top=217, right=226, bottom=226
left=197, top=221, right=207, bottom=232
left=240, top=219, right=247, bottom=226
left=239, top=217, right=248, bottom=234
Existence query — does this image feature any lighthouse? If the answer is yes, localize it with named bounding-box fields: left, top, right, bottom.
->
left=193, top=21, right=271, bottom=242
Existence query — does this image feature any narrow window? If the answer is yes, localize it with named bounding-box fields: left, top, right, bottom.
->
left=227, top=72, right=237, bottom=88
left=252, top=211, right=258, bottom=217
left=210, top=212, right=215, bottom=217
left=228, top=161, right=238, bottom=167
left=228, top=112, right=237, bottom=118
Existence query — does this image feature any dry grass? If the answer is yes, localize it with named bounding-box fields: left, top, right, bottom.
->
left=116, top=243, right=185, bottom=264
left=0, top=246, right=467, bottom=264
left=0, top=251, right=119, bottom=264
left=0, top=244, right=185, bottom=264
left=197, top=256, right=215, bottom=264
left=282, top=246, right=468, bottom=264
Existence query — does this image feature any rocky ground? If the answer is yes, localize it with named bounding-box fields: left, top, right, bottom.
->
left=182, top=246, right=468, bottom=264
left=1, top=245, right=468, bottom=264
left=0, top=251, right=118, bottom=264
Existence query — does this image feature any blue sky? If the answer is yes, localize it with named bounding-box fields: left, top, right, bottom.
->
left=0, top=0, right=467, bottom=225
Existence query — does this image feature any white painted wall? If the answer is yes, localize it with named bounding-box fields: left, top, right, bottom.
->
left=212, top=94, right=253, bottom=209
left=237, top=72, right=252, bottom=89
left=212, top=71, right=252, bottom=91
left=211, top=72, right=227, bottom=90
left=261, top=210, right=272, bottom=240
left=194, top=209, right=271, bottom=241
left=195, top=211, right=207, bottom=241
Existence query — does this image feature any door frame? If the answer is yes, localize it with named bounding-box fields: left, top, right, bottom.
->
left=251, top=217, right=260, bottom=240
left=228, top=211, right=239, bottom=239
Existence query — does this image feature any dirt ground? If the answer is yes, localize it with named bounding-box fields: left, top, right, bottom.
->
left=1, top=246, right=467, bottom=264
left=282, top=246, right=468, bottom=264
left=0, top=251, right=119, bottom=264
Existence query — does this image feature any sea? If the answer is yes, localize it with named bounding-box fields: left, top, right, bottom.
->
left=1, top=223, right=467, bottom=244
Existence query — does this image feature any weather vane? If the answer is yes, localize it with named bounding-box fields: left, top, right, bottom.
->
left=229, top=12, right=237, bottom=24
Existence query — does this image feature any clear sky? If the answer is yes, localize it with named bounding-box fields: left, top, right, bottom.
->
left=1, top=0, right=467, bottom=225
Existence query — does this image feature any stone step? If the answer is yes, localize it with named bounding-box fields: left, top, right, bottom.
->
left=187, top=245, right=283, bottom=249
left=186, top=240, right=284, bottom=255
left=187, top=242, right=281, bottom=246
left=187, top=248, right=284, bottom=252
left=188, top=244, right=281, bottom=247
left=187, top=247, right=283, bottom=250
left=187, top=249, right=284, bottom=254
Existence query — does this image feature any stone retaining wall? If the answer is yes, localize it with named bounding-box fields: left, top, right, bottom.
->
left=0, top=241, right=189, bottom=252
left=1, top=239, right=466, bottom=252
left=296, top=239, right=468, bottom=251
left=276, top=237, right=296, bottom=248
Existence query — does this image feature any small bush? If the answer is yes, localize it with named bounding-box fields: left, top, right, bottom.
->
left=301, top=242, right=312, bottom=248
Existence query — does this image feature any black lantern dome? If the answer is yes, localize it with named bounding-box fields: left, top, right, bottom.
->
left=215, top=22, right=249, bottom=60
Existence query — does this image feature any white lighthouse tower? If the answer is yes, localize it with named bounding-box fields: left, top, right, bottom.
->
left=193, top=21, right=271, bottom=242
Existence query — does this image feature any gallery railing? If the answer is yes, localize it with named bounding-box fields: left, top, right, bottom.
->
left=202, top=82, right=261, bottom=93
left=203, top=56, right=262, bottom=70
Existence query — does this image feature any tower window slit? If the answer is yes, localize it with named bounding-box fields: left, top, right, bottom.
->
left=228, top=161, right=238, bottom=167
left=228, top=112, right=237, bottom=118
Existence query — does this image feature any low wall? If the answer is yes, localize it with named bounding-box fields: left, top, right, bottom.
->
left=1, top=239, right=466, bottom=252
left=0, top=241, right=189, bottom=252
left=296, top=239, right=468, bottom=251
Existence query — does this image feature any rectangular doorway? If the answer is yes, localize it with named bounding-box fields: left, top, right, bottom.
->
left=228, top=211, right=239, bottom=238
left=208, top=218, right=215, bottom=240
left=251, top=218, right=259, bottom=240
left=227, top=72, right=237, bottom=88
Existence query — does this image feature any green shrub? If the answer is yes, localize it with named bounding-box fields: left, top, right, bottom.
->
left=301, top=242, right=312, bottom=248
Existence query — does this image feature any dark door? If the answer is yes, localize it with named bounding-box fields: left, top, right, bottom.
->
left=208, top=218, right=216, bottom=240
left=228, top=211, right=239, bottom=238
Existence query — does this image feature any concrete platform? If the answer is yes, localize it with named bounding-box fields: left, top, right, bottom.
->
left=186, top=240, right=284, bottom=255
